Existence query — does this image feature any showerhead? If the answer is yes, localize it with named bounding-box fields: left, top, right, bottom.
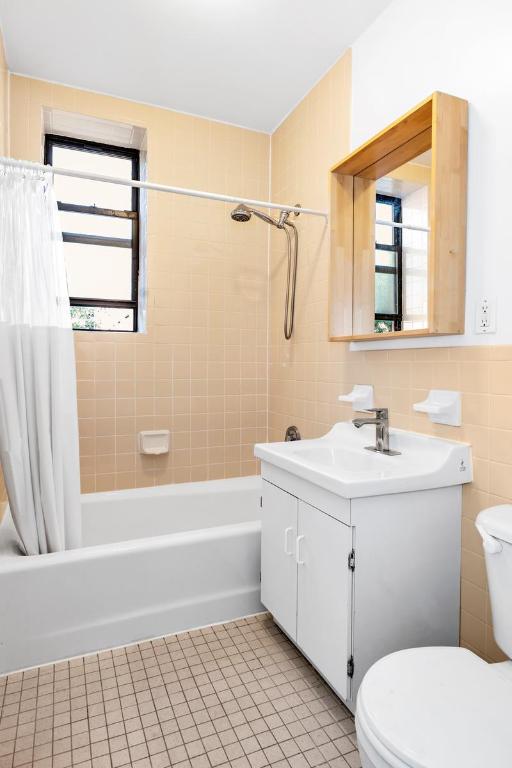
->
left=230, top=202, right=300, bottom=340
left=231, top=204, right=252, bottom=223
left=230, top=204, right=278, bottom=227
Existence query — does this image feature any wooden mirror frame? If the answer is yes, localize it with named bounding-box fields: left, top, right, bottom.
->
left=329, top=92, right=468, bottom=342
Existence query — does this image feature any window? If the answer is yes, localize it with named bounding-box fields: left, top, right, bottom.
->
left=44, top=134, right=140, bottom=332
left=374, top=194, right=402, bottom=333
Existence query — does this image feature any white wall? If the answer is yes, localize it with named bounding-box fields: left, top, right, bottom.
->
left=350, top=0, right=512, bottom=348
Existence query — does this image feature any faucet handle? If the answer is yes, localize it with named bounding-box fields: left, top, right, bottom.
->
left=366, top=407, right=389, bottom=419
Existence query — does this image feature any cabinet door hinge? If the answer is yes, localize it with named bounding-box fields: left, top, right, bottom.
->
left=347, top=656, right=354, bottom=678
left=348, top=549, right=355, bottom=571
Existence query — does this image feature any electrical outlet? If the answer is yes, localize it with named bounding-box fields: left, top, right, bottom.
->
left=475, top=298, right=496, bottom=334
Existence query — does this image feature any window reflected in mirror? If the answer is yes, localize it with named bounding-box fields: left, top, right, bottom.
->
left=374, top=149, right=430, bottom=334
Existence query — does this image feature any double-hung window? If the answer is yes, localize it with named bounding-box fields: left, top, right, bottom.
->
left=374, top=193, right=403, bottom=333
left=44, top=134, right=140, bottom=331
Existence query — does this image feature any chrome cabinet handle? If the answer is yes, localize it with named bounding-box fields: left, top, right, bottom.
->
left=296, top=535, right=305, bottom=565
left=283, top=527, right=293, bottom=555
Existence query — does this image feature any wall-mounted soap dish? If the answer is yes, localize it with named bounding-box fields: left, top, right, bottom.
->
left=138, top=430, right=170, bottom=455
left=338, top=384, right=374, bottom=411
left=413, top=390, right=461, bottom=427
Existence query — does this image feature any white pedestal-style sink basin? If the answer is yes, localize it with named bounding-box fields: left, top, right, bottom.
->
left=255, top=421, right=473, bottom=712
left=254, top=421, right=472, bottom=498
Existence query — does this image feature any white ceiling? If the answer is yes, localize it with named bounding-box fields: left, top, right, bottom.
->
left=0, top=0, right=392, bottom=133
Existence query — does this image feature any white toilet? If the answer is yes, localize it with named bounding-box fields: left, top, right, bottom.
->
left=355, top=505, right=512, bottom=768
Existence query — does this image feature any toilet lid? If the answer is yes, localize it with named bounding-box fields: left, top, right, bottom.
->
left=477, top=504, right=512, bottom=544
left=357, top=647, right=512, bottom=768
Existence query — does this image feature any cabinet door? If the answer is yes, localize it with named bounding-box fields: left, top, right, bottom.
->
left=261, top=481, right=298, bottom=641
left=297, top=501, right=352, bottom=700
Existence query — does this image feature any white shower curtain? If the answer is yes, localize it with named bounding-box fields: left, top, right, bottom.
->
left=0, top=166, right=81, bottom=554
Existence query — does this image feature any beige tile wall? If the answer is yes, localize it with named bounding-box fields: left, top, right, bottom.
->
left=269, top=50, right=509, bottom=662
left=9, top=74, right=269, bottom=491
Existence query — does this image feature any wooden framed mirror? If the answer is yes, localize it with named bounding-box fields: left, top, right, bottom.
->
left=329, top=92, right=468, bottom=341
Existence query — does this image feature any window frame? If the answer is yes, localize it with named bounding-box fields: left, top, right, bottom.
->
left=44, top=133, right=140, bottom=332
left=375, top=193, right=403, bottom=332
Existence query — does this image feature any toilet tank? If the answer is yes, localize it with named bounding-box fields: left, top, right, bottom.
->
left=476, top=505, right=512, bottom=659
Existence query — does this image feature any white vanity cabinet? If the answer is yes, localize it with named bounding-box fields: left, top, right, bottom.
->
left=296, top=499, right=352, bottom=698
left=261, top=481, right=298, bottom=641
left=260, top=466, right=463, bottom=712
left=261, top=482, right=352, bottom=700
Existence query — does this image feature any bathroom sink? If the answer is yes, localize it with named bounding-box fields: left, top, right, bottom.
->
left=254, top=421, right=472, bottom=498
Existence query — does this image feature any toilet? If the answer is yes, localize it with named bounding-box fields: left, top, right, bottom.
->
left=355, top=505, right=512, bottom=768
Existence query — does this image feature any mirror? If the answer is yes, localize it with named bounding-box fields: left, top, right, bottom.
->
left=329, top=92, right=467, bottom=342
left=373, top=150, right=431, bottom=334
left=351, top=143, right=432, bottom=337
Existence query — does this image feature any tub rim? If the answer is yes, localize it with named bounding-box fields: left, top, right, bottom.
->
left=0, top=474, right=262, bottom=571
left=0, top=519, right=261, bottom=573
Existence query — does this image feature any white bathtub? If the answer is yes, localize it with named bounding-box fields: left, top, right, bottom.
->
left=0, top=475, right=263, bottom=675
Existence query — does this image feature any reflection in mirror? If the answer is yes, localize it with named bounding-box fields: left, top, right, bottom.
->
left=373, top=150, right=431, bottom=334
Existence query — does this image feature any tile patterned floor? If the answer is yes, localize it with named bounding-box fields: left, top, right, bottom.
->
left=0, top=614, right=360, bottom=768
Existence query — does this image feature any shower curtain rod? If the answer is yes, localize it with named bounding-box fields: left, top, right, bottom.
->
left=375, top=218, right=430, bottom=233
left=0, top=155, right=327, bottom=218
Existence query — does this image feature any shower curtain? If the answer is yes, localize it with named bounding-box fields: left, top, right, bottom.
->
left=0, top=166, right=81, bottom=554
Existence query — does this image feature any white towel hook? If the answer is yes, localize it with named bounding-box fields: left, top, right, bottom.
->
left=413, top=390, right=461, bottom=427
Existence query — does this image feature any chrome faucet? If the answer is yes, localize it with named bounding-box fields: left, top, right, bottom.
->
left=352, top=408, right=401, bottom=456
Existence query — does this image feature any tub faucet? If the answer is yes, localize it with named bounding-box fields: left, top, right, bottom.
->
left=285, top=425, right=301, bottom=441
left=352, top=408, right=401, bottom=456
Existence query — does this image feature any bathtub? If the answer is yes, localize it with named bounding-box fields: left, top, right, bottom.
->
left=0, top=475, right=263, bottom=675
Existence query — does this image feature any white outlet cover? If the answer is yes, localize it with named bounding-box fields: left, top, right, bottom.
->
left=475, top=297, right=496, bottom=334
